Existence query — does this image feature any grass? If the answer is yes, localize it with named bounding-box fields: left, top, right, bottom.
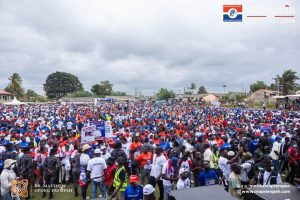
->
left=32, top=181, right=161, bottom=200
left=33, top=183, right=87, bottom=200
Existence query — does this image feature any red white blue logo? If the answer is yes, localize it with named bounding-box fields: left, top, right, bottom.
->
left=223, top=5, right=243, bottom=22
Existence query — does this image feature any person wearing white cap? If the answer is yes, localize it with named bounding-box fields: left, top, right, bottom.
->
left=100, top=145, right=111, bottom=161
left=176, top=168, right=190, bottom=190
left=87, top=148, right=107, bottom=199
left=0, top=159, right=19, bottom=200
left=143, top=184, right=155, bottom=200
left=218, top=147, right=243, bottom=191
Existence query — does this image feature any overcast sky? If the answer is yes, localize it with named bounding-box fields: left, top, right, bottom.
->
left=0, top=0, right=299, bottom=96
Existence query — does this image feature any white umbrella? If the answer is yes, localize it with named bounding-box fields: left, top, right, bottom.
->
left=3, top=97, right=26, bottom=105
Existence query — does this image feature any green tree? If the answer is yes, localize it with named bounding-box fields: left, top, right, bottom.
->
left=156, top=88, right=175, bottom=100
left=197, top=86, right=207, bottom=94
left=249, top=81, right=267, bottom=93
left=91, top=80, right=113, bottom=96
left=190, top=82, right=196, bottom=94
left=43, top=71, right=83, bottom=99
left=111, top=91, right=126, bottom=96
left=268, top=83, right=277, bottom=91
left=24, top=89, right=38, bottom=101
left=5, top=73, right=24, bottom=98
left=236, top=94, right=247, bottom=102
left=67, top=90, right=93, bottom=97
left=277, top=70, right=299, bottom=95
left=24, top=89, right=48, bottom=102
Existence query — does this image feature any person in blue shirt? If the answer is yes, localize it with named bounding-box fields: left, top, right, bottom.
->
left=159, top=139, right=170, bottom=151
left=19, top=136, right=29, bottom=149
left=220, top=137, right=231, bottom=151
left=124, top=175, right=143, bottom=200
left=0, top=133, right=8, bottom=146
left=198, top=161, right=218, bottom=186
left=248, top=135, right=258, bottom=155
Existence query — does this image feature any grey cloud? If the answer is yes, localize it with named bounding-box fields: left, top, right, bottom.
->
left=0, top=0, right=299, bottom=95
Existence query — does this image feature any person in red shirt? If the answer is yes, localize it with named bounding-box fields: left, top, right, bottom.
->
left=287, top=140, right=299, bottom=185
left=214, top=134, right=224, bottom=147
left=136, top=148, right=153, bottom=185
left=105, top=157, right=118, bottom=196
left=152, top=135, right=160, bottom=145
left=130, top=136, right=142, bottom=158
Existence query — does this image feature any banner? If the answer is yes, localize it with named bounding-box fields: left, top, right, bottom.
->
left=91, top=121, right=105, bottom=140
left=81, top=125, right=96, bottom=144
left=105, top=121, right=114, bottom=138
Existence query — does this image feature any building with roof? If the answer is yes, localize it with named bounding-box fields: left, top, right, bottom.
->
left=105, top=95, right=138, bottom=102
left=248, top=89, right=278, bottom=103
left=176, top=94, right=206, bottom=102
left=0, top=90, right=14, bottom=103
left=60, top=97, right=95, bottom=104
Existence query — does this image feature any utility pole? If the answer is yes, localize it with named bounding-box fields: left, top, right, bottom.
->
left=242, top=83, right=244, bottom=93
left=223, top=85, right=226, bottom=94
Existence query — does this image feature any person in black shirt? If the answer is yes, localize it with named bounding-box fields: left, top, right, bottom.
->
left=259, top=132, right=271, bottom=153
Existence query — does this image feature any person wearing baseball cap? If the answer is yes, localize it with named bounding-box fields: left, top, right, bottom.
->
left=87, top=148, right=107, bottom=199
left=124, top=175, right=143, bottom=200
left=143, top=184, right=155, bottom=200
left=176, top=168, right=190, bottom=190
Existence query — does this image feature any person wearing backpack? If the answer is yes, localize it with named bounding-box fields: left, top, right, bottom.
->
left=240, top=152, right=255, bottom=186
left=258, top=159, right=282, bottom=185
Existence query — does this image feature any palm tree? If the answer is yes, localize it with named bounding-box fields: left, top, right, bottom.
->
left=276, top=70, right=299, bottom=95
left=5, top=73, right=24, bottom=98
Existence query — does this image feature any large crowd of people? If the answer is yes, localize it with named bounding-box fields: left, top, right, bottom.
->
left=0, top=101, right=300, bottom=200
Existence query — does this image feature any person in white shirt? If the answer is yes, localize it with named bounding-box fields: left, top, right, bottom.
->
left=67, top=121, right=73, bottom=131
left=121, top=137, right=131, bottom=159
left=184, top=139, right=194, bottom=153
left=269, top=136, right=282, bottom=172
left=240, top=152, right=254, bottom=185
left=149, top=147, right=167, bottom=200
left=80, top=144, right=91, bottom=200
left=80, top=145, right=91, bottom=166
left=59, top=144, right=71, bottom=184
left=87, top=149, right=107, bottom=199
left=203, top=143, right=214, bottom=169
left=218, top=148, right=243, bottom=190
left=0, top=159, right=19, bottom=200
left=258, top=160, right=282, bottom=185
left=100, top=145, right=111, bottom=161
left=162, top=157, right=178, bottom=200
left=176, top=168, right=190, bottom=190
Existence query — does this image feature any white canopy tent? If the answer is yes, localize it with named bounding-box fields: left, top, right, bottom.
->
left=3, top=97, right=26, bottom=105
left=286, top=94, right=300, bottom=100
left=270, top=96, right=286, bottom=99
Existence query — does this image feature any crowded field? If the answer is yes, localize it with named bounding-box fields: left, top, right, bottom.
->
left=0, top=101, right=300, bottom=200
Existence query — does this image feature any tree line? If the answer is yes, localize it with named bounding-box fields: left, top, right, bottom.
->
left=3, top=69, right=299, bottom=101
left=4, top=72, right=127, bottom=101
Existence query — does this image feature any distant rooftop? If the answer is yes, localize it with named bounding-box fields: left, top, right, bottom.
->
left=0, top=90, right=13, bottom=95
